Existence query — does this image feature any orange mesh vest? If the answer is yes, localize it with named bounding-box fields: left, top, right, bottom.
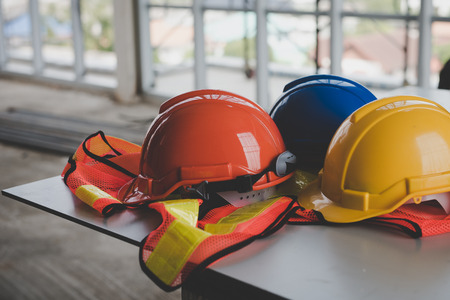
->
left=62, top=131, right=140, bottom=215
left=289, top=202, right=450, bottom=238
left=288, top=202, right=450, bottom=238
left=367, top=202, right=450, bottom=238
left=62, top=131, right=299, bottom=291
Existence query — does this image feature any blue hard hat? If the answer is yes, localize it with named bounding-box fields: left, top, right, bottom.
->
left=270, top=74, right=377, bottom=172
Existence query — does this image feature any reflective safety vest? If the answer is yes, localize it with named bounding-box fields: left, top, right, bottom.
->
left=62, top=131, right=299, bottom=291
left=289, top=204, right=450, bottom=238
left=62, top=131, right=140, bottom=215
left=142, top=196, right=297, bottom=290
left=367, top=203, right=450, bottom=238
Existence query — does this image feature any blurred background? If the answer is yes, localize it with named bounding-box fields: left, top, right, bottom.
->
left=1, top=1, right=450, bottom=299
left=1, top=0, right=450, bottom=109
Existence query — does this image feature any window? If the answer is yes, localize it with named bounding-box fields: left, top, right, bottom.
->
left=1, top=0, right=450, bottom=106
left=0, top=0, right=116, bottom=87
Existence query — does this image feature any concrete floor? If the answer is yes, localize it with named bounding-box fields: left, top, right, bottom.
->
left=0, top=78, right=180, bottom=300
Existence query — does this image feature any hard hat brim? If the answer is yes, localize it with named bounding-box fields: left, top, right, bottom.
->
left=297, top=176, right=388, bottom=223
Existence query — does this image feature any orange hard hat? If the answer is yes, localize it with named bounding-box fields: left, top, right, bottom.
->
left=119, top=89, right=295, bottom=205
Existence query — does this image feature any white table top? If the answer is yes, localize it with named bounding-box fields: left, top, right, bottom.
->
left=3, top=175, right=450, bottom=299
left=2, top=176, right=159, bottom=246
left=205, top=217, right=450, bottom=299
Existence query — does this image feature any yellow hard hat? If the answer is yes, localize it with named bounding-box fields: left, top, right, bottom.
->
left=298, top=95, right=450, bottom=223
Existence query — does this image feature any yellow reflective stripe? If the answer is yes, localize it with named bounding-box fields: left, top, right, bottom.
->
left=204, top=197, right=281, bottom=235
left=203, top=223, right=235, bottom=235
left=162, top=199, right=199, bottom=227
left=146, top=218, right=210, bottom=286
left=75, top=185, right=119, bottom=206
